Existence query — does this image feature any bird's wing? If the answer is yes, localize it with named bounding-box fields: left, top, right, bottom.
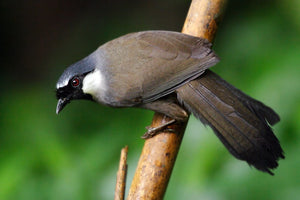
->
left=100, top=31, right=219, bottom=106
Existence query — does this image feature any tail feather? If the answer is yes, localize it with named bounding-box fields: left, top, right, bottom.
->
left=176, top=70, right=284, bottom=175
left=213, top=72, right=280, bottom=126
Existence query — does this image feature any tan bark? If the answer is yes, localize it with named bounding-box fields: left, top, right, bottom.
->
left=127, top=1, right=226, bottom=199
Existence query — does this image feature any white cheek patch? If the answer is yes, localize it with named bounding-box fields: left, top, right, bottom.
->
left=82, top=70, right=106, bottom=96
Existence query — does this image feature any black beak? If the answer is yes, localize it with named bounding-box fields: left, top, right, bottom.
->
left=56, top=98, right=70, bottom=114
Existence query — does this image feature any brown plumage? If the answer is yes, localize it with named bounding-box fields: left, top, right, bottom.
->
left=56, top=31, right=284, bottom=175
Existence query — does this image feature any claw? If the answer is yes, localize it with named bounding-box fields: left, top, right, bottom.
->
left=141, top=119, right=176, bottom=139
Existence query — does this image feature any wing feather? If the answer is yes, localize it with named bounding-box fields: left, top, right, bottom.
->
left=98, top=31, right=219, bottom=106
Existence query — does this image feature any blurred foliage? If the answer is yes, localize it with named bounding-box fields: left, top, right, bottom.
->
left=0, top=0, right=299, bottom=199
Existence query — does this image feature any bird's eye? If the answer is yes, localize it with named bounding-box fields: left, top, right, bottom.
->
left=71, top=77, right=80, bottom=88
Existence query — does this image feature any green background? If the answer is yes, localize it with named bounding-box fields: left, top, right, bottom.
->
left=1, top=0, right=299, bottom=199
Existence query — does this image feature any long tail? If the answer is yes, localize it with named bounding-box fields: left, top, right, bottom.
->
left=176, top=70, right=284, bottom=175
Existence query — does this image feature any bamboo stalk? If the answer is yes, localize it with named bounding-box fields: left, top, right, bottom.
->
left=127, top=1, right=226, bottom=199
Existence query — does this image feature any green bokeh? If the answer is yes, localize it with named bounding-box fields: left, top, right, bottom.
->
left=1, top=1, right=299, bottom=199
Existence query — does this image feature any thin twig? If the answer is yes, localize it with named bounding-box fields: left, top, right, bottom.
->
left=114, top=146, right=128, bottom=200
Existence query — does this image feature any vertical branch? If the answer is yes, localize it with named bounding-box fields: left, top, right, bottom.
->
left=182, top=0, right=226, bottom=41
left=114, top=146, right=128, bottom=200
left=127, top=0, right=226, bottom=199
left=128, top=114, right=187, bottom=199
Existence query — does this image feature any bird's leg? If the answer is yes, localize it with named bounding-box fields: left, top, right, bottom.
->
left=141, top=119, right=176, bottom=139
left=139, top=94, right=189, bottom=139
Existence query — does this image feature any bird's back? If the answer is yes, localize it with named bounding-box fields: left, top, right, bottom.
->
left=96, top=31, right=219, bottom=107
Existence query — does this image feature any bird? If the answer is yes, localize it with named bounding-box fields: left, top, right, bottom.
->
left=56, top=30, right=284, bottom=175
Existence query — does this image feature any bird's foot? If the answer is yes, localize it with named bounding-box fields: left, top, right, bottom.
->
left=141, top=119, right=176, bottom=139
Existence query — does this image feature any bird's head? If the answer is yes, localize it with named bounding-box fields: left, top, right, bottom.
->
left=55, top=56, right=97, bottom=114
